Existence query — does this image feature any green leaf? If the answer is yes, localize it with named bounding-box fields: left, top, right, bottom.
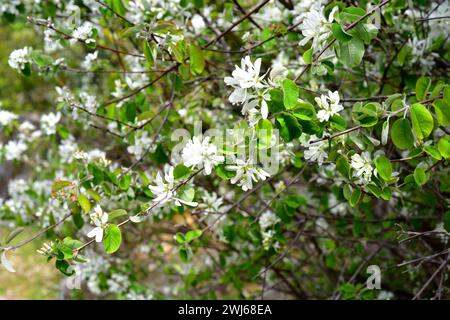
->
left=55, top=260, right=74, bottom=276
left=189, top=44, right=205, bottom=75
left=215, top=164, right=236, bottom=180
left=413, top=167, right=428, bottom=186
left=336, top=156, right=350, bottom=179
left=410, top=103, right=433, bottom=140
left=179, top=186, right=195, bottom=202
left=21, top=62, right=32, bottom=77
left=341, top=7, right=366, bottom=23
left=51, top=180, right=72, bottom=194
left=374, top=155, right=392, bottom=181
left=292, top=101, right=316, bottom=120
left=349, top=189, right=361, bottom=207
left=352, top=102, right=379, bottom=127
left=5, top=227, right=25, bottom=245
left=433, top=99, right=450, bottom=126
left=174, top=164, right=191, bottom=180
left=349, top=23, right=378, bottom=44
left=281, top=79, right=299, bottom=109
left=78, top=194, right=91, bottom=214
left=330, top=114, right=347, bottom=131
left=267, top=89, right=285, bottom=113
left=175, top=233, right=185, bottom=244
left=119, top=175, right=132, bottom=190
left=185, top=229, right=202, bottom=243
left=424, top=145, right=442, bottom=160
left=336, top=37, right=364, bottom=67
left=391, top=118, right=414, bottom=150
left=256, top=119, right=273, bottom=149
left=108, top=209, right=127, bottom=221
left=415, top=76, right=431, bottom=101
left=332, top=23, right=352, bottom=42
left=103, top=224, right=122, bottom=254
left=303, top=48, right=313, bottom=64
left=437, top=136, right=450, bottom=159
left=275, top=113, right=302, bottom=142
left=179, top=247, right=190, bottom=262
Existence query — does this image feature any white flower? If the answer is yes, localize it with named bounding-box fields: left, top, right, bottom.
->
left=191, top=14, right=206, bottom=33
left=8, top=47, right=32, bottom=71
left=44, top=29, right=61, bottom=52
left=199, top=191, right=224, bottom=215
left=315, top=90, right=343, bottom=122
left=41, top=112, right=61, bottom=135
left=37, top=241, right=54, bottom=256
left=304, top=136, right=328, bottom=165
left=79, top=93, right=98, bottom=113
left=299, top=6, right=338, bottom=51
left=350, top=152, right=373, bottom=184
left=56, top=86, right=75, bottom=105
left=59, top=137, right=78, bottom=162
left=18, top=121, right=39, bottom=142
left=181, top=136, right=224, bottom=175
left=0, top=109, right=18, bottom=126
left=87, top=149, right=110, bottom=166
left=124, top=55, right=148, bottom=89
left=5, top=140, right=27, bottom=161
left=87, top=205, right=109, bottom=242
left=1, top=250, right=16, bottom=273
left=226, top=158, right=271, bottom=191
left=259, top=211, right=280, bottom=230
left=71, top=22, right=94, bottom=44
left=225, top=56, right=265, bottom=92
left=127, top=131, right=154, bottom=159
left=148, top=166, right=198, bottom=207
left=261, top=229, right=277, bottom=250
left=82, top=51, right=98, bottom=69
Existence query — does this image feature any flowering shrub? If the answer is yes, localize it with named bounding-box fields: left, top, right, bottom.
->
left=0, top=0, right=449, bottom=300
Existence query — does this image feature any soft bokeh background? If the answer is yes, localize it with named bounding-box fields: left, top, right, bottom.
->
left=0, top=23, right=60, bottom=300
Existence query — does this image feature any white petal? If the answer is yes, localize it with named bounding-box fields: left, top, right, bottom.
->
left=1, top=250, right=16, bottom=273
left=261, top=100, right=268, bottom=119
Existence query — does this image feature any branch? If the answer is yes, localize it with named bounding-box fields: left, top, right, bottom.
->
left=294, top=0, right=392, bottom=82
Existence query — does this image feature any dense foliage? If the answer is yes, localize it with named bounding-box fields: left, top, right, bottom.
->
left=0, top=0, right=449, bottom=300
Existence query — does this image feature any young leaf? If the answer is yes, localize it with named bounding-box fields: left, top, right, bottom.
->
left=410, top=103, right=433, bottom=140
left=175, top=233, right=185, bottom=244
left=303, top=48, right=313, bottom=64
left=349, top=189, right=361, bottom=207
left=423, top=145, right=442, bottom=160
left=433, top=99, right=450, bottom=126
left=103, top=224, right=122, bottom=254
left=78, top=194, right=91, bottom=214
left=185, top=229, right=202, bottom=243
left=281, top=79, right=299, bottom=109
left=108, top=209, right=127, bottom=221
left=437, top=136, right=450, bottom=159
left=391, top=118, right=414, bottom=150
left=374, top=155, right=392, bottom=181
left=336, top=37, right=364, bottom=67
left=381, top=119, right=389, bottom=145
left=5, top=227, right=25, bottom=245
left=332, top=23, right=352, bottom=42
left=189, top=44, right=205, bottom=75
left=413, top=167, right=428, bottom=186
left=174, top=164, right=191, bottom=180
left=51, top=180, right=72, bottom=194
left=415, top=76, right=431, bottom=101
left=256, top=119, right=273, bottom=149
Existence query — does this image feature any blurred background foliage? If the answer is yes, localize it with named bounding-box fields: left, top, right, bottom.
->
left=0, top=22, right=60, bottom=299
